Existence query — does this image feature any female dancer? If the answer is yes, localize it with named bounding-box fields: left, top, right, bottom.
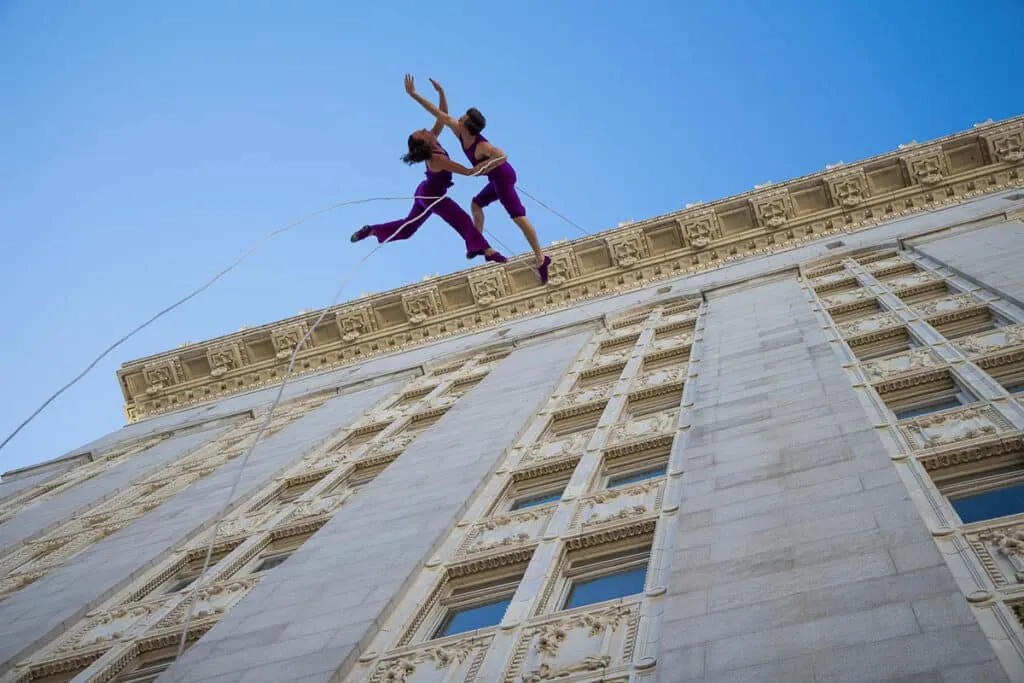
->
left=404, top=75, right=550, bottom=284
left=350, top=90, right=506, bottom=263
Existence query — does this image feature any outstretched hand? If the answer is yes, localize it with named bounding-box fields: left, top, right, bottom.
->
left=429, top=78, right=444, bottom=93
left=404, top=74, right=416, bottom=95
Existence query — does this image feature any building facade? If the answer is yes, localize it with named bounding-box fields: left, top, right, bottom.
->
left=0, top=117, right=1023, bottom=682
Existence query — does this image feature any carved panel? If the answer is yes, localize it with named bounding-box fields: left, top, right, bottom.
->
left=519, top=432, right=590, bottom=468
left=898, top=405, right=1013, bottom=450
left=337, top=303, right=377, bottom=342
left=505, top=603, right=639, bottom=682
left=810, top=270, right=854, bottom=288
left=953, top=324, right=1024, bottom=358
left=633, top=367, right=685, bottom=392
left=659, top=309, right=698, bottom=328
left=370, top=635, right=492, bottom=683
left=589, top=347, right=632, bottom=369
left=837, top=312, right=902, bottom=339
left=902, top=149, right=947, bottom=186
left=607, top=410, right=678, bottom=448
left=51, top=603, right=160, bottom=653
left=142, top=359, right=181, bottom=395
left=456, top=509, right=549, bottom=558
left=982, top=127, right=1024, bottom=163
left=271, top=323, right=309, bottom=360
left=751, top=189, right=793, bottom=228
left=206, top=343, right=242, bottom=377
left=402, top=286, right=442, bottom=326
left=156, top=577, right=261, bottom=628
left=677, top=209, right=721, bottom=249
left=570, top=480, right=665, bottom=532
left=820, top=288, right=874, bottom=309
left=966, top=522, right=1024, bottom=587
left=862, top=348, right=945, bottom=383
left=559, top=383, right=614, bottom=411
left=827, top=169, right=870, bottom=208
left=913, top=293, right=982, bottom=318
left=546, top=250, right=581, bottom=287
left=648, top=335, right=693, bottom=355
left=468, top=270, right=510, bottom=306
left=885, top=271, right=941, bottom=292
left=605, top=229, right=649, bottom=268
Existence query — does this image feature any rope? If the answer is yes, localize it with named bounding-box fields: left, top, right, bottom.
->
left=173, top=155, right=506, bottom=658
left=517, top=186, right=590, bottom=237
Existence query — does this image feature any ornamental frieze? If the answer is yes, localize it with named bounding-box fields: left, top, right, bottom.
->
left=116, top=118, right=1024, bottom=421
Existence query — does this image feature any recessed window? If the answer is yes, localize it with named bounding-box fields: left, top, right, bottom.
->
left=416, top=564, right=527, bottom=642
left=247, top=532, right=312, bottom=576
left=263, top=476, right=324, bottom=507
left=625, top=387, right=683, bottom=419
left=510, top=488, right=564, bottom=511
left=951, top=483, right=1024, bottom=523
left=1008, top=382, right=1024, bottom=395
left=149, top=549, right=232, bottom=598
left=547, top=408, right=603, bottom=439
left=555, top=541, right=652, bottom=612
left=254, top=554, right=291, bottom=573
left=899, top=283, right=952, bottom=305
left=114, top=646, right=188, bottom=683
left=608, top=465, right=667, bottom=488
left=892, top=385, right=974, bottom=421
left=853, top=331, right=918, bottom=361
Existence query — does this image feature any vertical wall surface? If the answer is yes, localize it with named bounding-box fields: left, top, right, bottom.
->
left=0, top=417, right=240, bottom=553
left=163, top=332, right=591, bottom=683
left=658, top=278, right=1007, bottom=682
left=914, top=220, right=1024, bottom=307
left=0, top=379, right=399, bottom=674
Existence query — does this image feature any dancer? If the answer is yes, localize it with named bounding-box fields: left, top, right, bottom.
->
left=350, top=98, right=506, bottom=263
left=404, top=75, right=551, bottom=284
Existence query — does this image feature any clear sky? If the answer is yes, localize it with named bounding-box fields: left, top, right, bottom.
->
left=1, top=1, right=1021, bottom=474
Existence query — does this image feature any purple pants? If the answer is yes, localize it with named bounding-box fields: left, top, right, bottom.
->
left=473, top=163, right=526, bottom=219
left=369, top=184, right=491, bottom=254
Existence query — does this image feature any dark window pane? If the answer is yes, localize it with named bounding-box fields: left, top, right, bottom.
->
left=436, top=598, right=511, bottom=638
left=564, top=566, right=647, bottom=609
left=511, top=490, right=563, bottom=510
left=1006, top=383, right=1024, bottom=394
left=608, top=466, right=666, bottom=488
left=894, top=398, right=961, bottom=420
left=951, top=483, right=1024, bottom=523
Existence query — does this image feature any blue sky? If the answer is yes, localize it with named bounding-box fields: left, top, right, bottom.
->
left=0, top=1, right=1021, bottom=473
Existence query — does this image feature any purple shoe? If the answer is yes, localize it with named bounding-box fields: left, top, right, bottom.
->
left=537, top=255, right=552, bottom=284
left=350, top=226, right=373, bottom=243
left=485, top=251, right=508, bottom=264
left=466, top=250, right=485, bottom=259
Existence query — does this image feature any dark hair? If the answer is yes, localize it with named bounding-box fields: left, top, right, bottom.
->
left=464, top=108, right=486, bottom=135
left=402, top=135, right=433, bottom=164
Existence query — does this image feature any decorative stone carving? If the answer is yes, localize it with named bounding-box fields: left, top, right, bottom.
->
left=884, top=271, right=940, bottom=291
left=827, top=169, right=870, bottom=207
left=509, top=604, right=638, bottom=683
left=837, top=312, right=901, bottom=338
left=902, top=150, right=947, bottom=185
left=752, top=189, right=792, bottom=228
left=899, top=405, right=1010, bottom=450
left=913, top=293, right=980, bottom=317
left=608, top=410, right=678, bottom=447
left=605, top=229, right=648, bottom=267
left=678, top=209, right=721, bottom=248
left=983, top=128, right=1024, bottom=163
left=458, top=509, right=547, bottom=557
left=633, top=367, right=685, bottom=391
left=338, top=304, right=376, bottom=342
left=953, top=324, right=1024, bottom=358
left=810, top=271, right=853, bottom=288
left=469, top=270, right=509, bottom=306
left=864, top=256, right=909, bottom=275
left=367, top=433, right=417, bottom=460
left=862, top=348, right=943, bottom=383
left=560, top=383, right=614, bottom=410
left=979, top=526, right=1024, bottom=558
left=207, top=343, right=242, bottom=377
left=402, top=286, right=441, bottom=325
left=659, top=309, right=698, bottom=327
left=212, top=508, right=278, bottom=539
left=590, top=347, right=632, bottom=368
left=143, top=360, right=180, bottom=394
left=55, top=604, right=157, bottom=652
left=819, top=288, right=873, bottom=309
left=575, top=480, right=664, bottom=529
left=649, top=335, right=693, bottom=354
left=371, top=636, right=490, bottom=683
left=546, top=251, right=580, bottom=287
left=159, top=577, right=260, bottom=627
left=272, top=323, right=309, bottom=360
left=519, top=432, right=589, bottom=466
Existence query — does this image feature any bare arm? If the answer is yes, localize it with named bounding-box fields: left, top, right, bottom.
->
left=429, top=78, right=448, bottom=136
left=475, top=140, right=508, bottom=164
left=429, top=155, right=490, bottom=177
left=405, top=74, right=459, bottom=132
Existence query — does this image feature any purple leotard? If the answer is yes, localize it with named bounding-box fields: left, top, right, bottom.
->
left=462, top=133, right=527, bottom=219
left=365, top=145, right=491, bottom=255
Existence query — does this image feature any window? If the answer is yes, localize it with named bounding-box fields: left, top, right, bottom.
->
left=546, top=407, right=603, bottom=439
left=1008, top=382, right=1024, bottom=395
left=891, top=384, right=974, bottom=421
left=413, top=563, right=526, bottom=642
left=625, top=386, right=683, bottom=419
left=114, top=646, right=185, bottom=683
left=602, top=445, right=670, bottom=489
left=263, top=476, right=324, bottom=507
left=555, top=540, right=651, bottom=611
left=852, top=330, right=919, bottom=361
left=247, top=533, right=312, bottom=575
left=934, top=462, right=1024, bottom=524
left=574, top=367, right=622, bottom=390
left=148, top=549, right=232, bottom=598
left=608, top=465, right=667, bottom=488
left=933, top=308, right=1008, bottom=340
left=495, top=472, right=571, bottom=515
left=899, top=282, right=952, bottom=305
left=831, top=300, right=883, bottom=325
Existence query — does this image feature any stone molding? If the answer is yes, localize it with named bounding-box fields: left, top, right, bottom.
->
left=117, top=117, right=1024, bottom=422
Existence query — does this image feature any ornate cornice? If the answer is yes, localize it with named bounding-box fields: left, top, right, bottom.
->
left=117, top=117, right=1024, bottom=422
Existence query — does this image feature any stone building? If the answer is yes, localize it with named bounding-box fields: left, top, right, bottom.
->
left=1, top=116, right=1023, bottom=683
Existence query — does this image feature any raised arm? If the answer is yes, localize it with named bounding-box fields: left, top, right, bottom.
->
left=429, top=78, right=448, bottom=136
left=405, top=74, right=459, bottom=133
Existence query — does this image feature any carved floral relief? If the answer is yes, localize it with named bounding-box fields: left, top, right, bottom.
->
left=953, top=324, right=1024, bottom=358
left=898, top=405, right=1011, bottom=450
left=457, top=509, right=548, bottom=558
left=861, top=347, right=944, bottom=383
left=608, top=410, right=678, bottom=447
left=370, top=635, right=492, bottom=683
left=572, top=480, right=665, bottom=531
